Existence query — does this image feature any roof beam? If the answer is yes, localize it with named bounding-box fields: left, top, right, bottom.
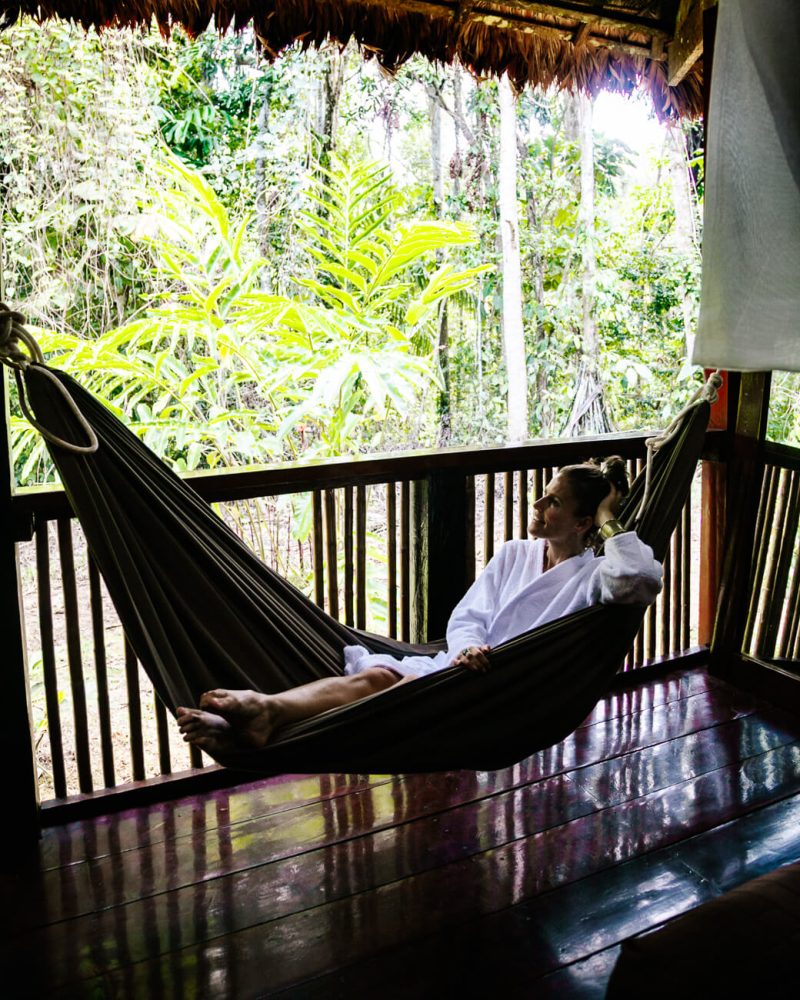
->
left=668, top=0, right=709, bottom=85
left=470, top=2, right=671, bottom=38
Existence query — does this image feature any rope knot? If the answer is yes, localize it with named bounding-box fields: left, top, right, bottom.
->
left=0, top=303, right=98, bottom=454
left=0, top=302, right=44, bottom=369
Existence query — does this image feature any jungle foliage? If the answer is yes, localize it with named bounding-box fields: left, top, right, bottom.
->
left=0, top=18, right=731, bottom=491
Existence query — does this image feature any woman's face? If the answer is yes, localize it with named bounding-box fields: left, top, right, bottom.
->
left=529, top=475, right=592, bottom=544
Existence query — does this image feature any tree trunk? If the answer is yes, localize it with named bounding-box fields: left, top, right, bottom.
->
left=667, top=123, right=699, bottom=346
left=565, top=90, right=612, bottom=436
left=498, top=74, right=528, bottom=443
left=254, top=88, right=273, bottom=292
left=318, top=45, right=344, bottom=163
left=427, top=79, right=452, bottom=447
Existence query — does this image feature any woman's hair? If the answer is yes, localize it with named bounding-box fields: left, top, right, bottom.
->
left=557, top=456, right=630, bottom=538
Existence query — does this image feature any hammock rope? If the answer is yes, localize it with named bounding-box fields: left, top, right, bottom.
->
left=0, top=303, right=98, bottom=454
left=631, top=369, right=722, bottom=525
left=4, top=305, right=715, bottom=773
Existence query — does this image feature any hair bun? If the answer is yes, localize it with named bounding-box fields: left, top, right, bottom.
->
left=599, top=455, right=629, bottom=496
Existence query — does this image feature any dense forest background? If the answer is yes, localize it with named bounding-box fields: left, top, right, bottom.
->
left=0, top=20, right=732, bottom=488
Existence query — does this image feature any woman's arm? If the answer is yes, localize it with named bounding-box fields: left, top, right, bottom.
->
left=592, top=531, right=663, bottom=605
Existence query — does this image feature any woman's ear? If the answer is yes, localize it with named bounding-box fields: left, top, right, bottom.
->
left=575, top=515, right=594, bottom=536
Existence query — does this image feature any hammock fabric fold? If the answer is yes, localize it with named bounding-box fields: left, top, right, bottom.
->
left=23, top=365, right=709, bottom=774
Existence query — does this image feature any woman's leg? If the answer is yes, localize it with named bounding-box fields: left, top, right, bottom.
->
left=177, top=668, right=401, bottom=754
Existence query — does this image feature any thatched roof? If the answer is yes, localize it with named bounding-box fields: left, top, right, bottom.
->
left=0, top=0, right=705, bottom=119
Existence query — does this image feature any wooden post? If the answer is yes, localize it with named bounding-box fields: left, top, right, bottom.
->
left=709, top=372, right=771, bottom=675
left=410, top=471, right=470, bottom=642
left=698, top=370, right=736, bottom=643
left=0, top=368, right=41, bottom=842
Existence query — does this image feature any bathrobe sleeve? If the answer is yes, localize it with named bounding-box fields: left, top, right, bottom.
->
left=589, top=532, right=663, bottom=606
left=445, top=544, right=517, bottom=656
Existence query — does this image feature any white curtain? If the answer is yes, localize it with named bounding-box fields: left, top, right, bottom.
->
left=692, top=0, right=800, bottom=372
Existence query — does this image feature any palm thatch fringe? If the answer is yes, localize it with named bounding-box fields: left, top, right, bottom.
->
left=0, top=0, right=703, bottom=119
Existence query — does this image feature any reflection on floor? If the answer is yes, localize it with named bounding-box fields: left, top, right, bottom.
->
left=4, top=668, right=800, bottom=998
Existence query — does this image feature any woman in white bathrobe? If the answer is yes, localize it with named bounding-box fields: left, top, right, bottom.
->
left=177, top=458, right=662, bottom=753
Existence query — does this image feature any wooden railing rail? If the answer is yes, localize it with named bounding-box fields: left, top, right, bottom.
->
left=13, top=429, right=718, bottom=808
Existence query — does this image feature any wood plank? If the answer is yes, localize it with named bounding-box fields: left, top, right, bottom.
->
left=311, top=490, right=324, bottom=607
left=344, top=485, right=354, bottom=627
left=0, top=365, right=40, bottom=840
left=386, top=483, right=397, bottom=638
left=124, top=637, right=145, bottom=783
left=12, top=713, right=799, bottom=989
left=668, top=0, right=704, bottom=86
left=37, top=520, right=67, bottom=799
left=323, top=488, right=338, bottom=619
left=356, top=484, right=367, bottom=630
left=39, top=747, right=800, bottom=997
left=33, top=668, right=726, bottom=870
left=19, top=687, right=767, bottom=930
left=88, top=556, right=115, bottom=788
left=503, top=470, right=513, bottom=541
left=483, top=472, right=495, bottom=562
left=57, top=517, right=93, bottom=794
left=12, top=428, right=727, bottom=527
left=400, top=480, right=410, bottom=641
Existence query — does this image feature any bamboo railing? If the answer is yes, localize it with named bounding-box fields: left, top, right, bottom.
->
left=743, top=442, right=800, bottom=664
left=11, top=430, right=709, bottom=807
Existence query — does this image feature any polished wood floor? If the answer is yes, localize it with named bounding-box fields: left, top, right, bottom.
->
left=4, top=668, right=800, bottom=998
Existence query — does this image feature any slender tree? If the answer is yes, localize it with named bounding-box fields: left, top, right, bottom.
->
left=498, top=74, right=528, bottom=442
left=565, top=90, right=612, bottom=435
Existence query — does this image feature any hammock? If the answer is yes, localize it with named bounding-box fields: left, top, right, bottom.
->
left=3, top=315, right=715, bottom=774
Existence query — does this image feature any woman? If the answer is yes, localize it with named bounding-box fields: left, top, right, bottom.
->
left=177, top=457, right=662, bottom=755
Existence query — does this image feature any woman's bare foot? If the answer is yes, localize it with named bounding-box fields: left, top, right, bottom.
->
left=198, top=688, right=282, bottom=749
left=176, top=706, right=237, bottom=755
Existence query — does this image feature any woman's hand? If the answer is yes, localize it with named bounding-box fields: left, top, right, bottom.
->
left=596, top=484, right=622, bottom=528
left=452, top=644, right=492, bottom=673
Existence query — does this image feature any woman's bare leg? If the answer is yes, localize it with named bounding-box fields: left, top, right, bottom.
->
left=177, top=668, right=401, bottom=754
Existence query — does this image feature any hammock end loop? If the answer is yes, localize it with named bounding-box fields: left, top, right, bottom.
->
left=1, top=303, right=99, bottom=455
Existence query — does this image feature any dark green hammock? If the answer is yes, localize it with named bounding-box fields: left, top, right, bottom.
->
left=21, top=363, right=710, bottom=774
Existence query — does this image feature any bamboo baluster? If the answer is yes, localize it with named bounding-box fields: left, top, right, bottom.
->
left=672, top=519, right=683, bottom=650
left=154, top=697, right=171, bottom=776
left=356, top=484, right=367, bottom=630
left=88, top=556, right=115, bottom=788
left=189, top=744, right=203, bottom=770
left=760, top=469, right=800, bottom=658
left=387, top=483, right=397, bottom=638
left=682, top=497, right=692, bottom=651
left=752, top=466, right=788, bottom=656
left=36, top=520, right=67, bottom=799
left=312, top=491, right=324, bottom=608
left=57, top=518, right=93, bottom=793
left=503, top=471, right=514, bottom=541
left=123, top=636, right=145, bottom=782
left=400, top=481, right=411, bottom=642
left=534, top=468, right=544, bottom=504
left=484, top=473, right=495, bottom=563
left=633, top=458, right=645, bottom=666
left=518, top=469, right=528, bottom=540
left=743, top=464, right=778, bottom=652
left=780, top=487, right=800, bottom=658
left=324, top=489, right=339, bottom=620
left=660, top=538, right=672, bottom=656
left=344, top=486, right=354, bottom=627
left=465, top=475, right=476, bottom=584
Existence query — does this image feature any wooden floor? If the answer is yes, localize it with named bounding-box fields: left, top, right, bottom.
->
left=5, top=667, right=800, bottom=998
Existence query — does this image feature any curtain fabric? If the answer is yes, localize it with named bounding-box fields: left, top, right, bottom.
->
left=692, top=0, right=800, bottom=372
left=25, top=366, right=708, bottom=774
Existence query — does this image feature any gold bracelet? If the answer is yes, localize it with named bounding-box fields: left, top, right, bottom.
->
left=599, top=518, right=626, bottom=540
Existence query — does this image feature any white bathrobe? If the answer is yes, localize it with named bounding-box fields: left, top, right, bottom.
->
left=344, top=532, right=662, bottom=678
